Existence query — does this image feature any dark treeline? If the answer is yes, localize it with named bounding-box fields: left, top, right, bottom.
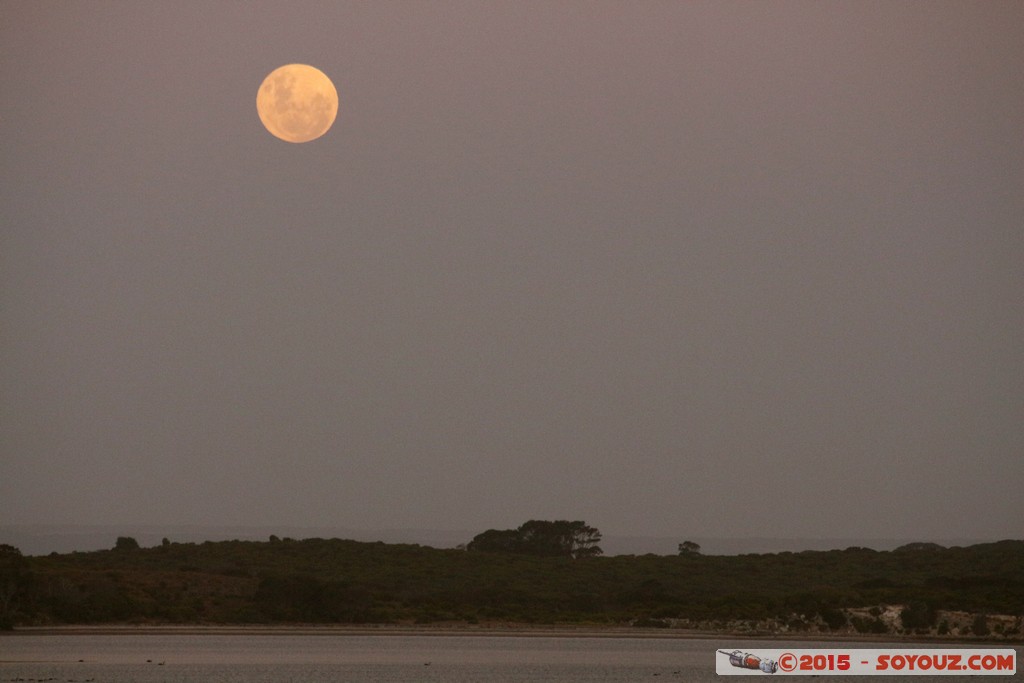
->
left=466, top=520, right=603, bottom=558
left=1, top=530, right=1022, bottom=639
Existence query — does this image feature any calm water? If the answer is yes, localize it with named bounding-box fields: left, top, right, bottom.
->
left=1, top=633, right=1017, bottom=682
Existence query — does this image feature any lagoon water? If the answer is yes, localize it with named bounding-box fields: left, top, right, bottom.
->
left=1, top=633, right=1017, bottom=682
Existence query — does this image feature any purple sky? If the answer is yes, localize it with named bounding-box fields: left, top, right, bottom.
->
left=2, top=2, right=1022, bottom=544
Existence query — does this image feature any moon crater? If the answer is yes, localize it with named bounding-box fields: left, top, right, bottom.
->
left=257, top=64, right=338, bottom=143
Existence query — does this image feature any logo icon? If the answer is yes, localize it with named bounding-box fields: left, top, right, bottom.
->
left=719, top=649, right=779, bottom=674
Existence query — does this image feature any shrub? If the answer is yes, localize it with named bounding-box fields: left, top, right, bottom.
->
left=900, top=602, right=935, bottom=630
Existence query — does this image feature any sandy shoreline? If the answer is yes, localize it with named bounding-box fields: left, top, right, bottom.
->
left=4, top=624, right=715, bottom=639
left=4, top=624, right=998, bottom=644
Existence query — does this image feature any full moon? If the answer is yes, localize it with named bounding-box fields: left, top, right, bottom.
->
left=256, top=64, right=338, bottom=143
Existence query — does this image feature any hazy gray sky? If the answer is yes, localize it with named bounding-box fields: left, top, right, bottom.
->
left=2, top=2, right=1022, bottom=543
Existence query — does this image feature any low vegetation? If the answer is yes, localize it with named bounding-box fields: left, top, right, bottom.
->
left=1, top=528, right=1021, bottom=640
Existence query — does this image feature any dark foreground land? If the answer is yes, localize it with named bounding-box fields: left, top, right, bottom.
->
left=2, top=538, right=1021, bottom=641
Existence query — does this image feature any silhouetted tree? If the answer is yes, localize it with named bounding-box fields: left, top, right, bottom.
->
left=467, top=520, right=602, bottom=558
left=564, top=521, right=603, bottom=558
left=466, top=529, right=522, bottom=554
left=114, top=536, right=140, bottom=551
left=678, top=541, right=701, bottom=555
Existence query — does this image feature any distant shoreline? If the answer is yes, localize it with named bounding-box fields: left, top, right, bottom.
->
left=3, top=624, right=1000, bottom=644
left=1, top=523, right=999, bottom=557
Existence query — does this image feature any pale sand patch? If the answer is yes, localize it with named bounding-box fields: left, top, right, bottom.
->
left=3, top=624, right=972, bottom=643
